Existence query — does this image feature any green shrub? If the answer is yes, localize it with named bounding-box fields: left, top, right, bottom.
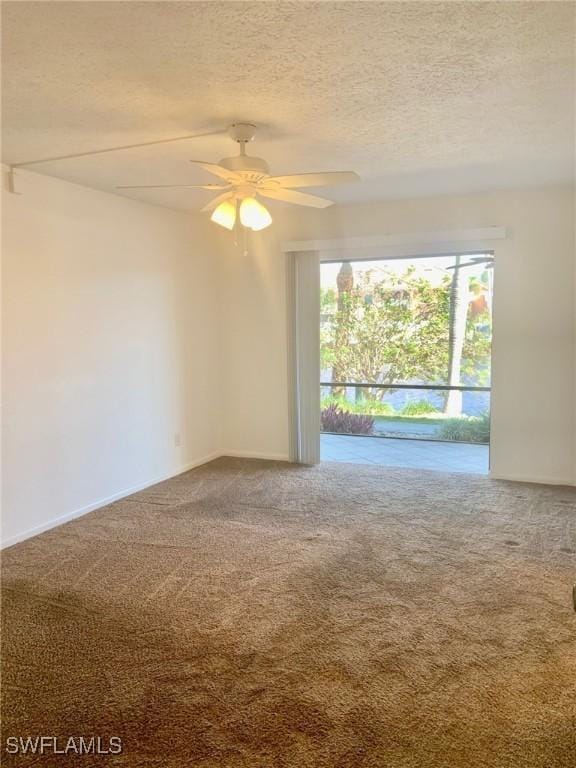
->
left=320, top=396, right=347, bottom=412
left=321, top=404, right=374, bottom=435
left=438, top=413, right=490, bottom=443
left=401, top=400, right=439, bottom=416
left=354, top=400, right=395, bottom=416
left=320, top=396, right=395, bottom=416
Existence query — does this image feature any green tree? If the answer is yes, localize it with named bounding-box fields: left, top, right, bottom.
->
left=461, top=272, right=492, bottom=387
left=322, top=268, right=451, bottom=401
left=320, top=287, right=337, bottom=372
left=321, top=266, right=492, bottom=406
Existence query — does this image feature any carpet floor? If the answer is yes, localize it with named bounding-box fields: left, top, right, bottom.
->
left=2, top=457, right=576, bottom=767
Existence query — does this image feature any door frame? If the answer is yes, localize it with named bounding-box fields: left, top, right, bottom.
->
left=284, top=228, right=506, bottom=465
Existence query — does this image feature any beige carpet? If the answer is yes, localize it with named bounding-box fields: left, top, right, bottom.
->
left=2, top=457, right=576, bottom=767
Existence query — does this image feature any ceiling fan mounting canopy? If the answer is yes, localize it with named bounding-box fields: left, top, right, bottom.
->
left=227, top=122, right=258, bottom=144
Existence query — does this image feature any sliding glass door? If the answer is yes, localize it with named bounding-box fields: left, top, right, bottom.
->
left=320, top=253, right=493, bottom=449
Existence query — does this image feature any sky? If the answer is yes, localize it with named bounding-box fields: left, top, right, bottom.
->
left=320, top=254, right=492, bottom=290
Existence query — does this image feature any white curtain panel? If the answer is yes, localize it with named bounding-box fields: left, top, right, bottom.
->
left=287, top=250, right=320, bottom=464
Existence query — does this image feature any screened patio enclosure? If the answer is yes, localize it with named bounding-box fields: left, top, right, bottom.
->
left=319, top=253, right=493, bottom=472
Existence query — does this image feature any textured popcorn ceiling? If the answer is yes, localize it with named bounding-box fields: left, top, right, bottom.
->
left=2, top=1, right=574, bottom=210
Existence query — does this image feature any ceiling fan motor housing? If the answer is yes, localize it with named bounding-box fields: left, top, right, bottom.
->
left=221, top=122, right=270, bottom=182
left=219, top=153, right=270, bottom=182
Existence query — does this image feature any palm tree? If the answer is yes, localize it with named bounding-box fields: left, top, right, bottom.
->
left=331, top=262, right=354, bottom=398
left=444, top=256, right=469, bottom=415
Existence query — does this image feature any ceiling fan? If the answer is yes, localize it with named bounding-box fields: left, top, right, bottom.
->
left=116, top=123, right=360, bottom=231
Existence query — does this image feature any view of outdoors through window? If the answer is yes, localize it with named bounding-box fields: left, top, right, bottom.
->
left=320, top=254, right=493, bottom=443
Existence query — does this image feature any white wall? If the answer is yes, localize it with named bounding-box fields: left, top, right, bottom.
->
left=3, top=179, right=574, bottom=549
left=219, top=186, right=575, bottom=485
left=2, top=169, right=222, bottom=546
left=215, top=228, right=293, bottom=462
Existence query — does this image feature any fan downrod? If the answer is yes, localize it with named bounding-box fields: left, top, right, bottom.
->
left=221, top=123, right=268, bottom=176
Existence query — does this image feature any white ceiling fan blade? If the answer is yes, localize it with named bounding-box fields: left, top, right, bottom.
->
left=190, top=161, right=242, bottom=183
left=116, top=183, right=229, bottom=190
left=259, top=187, right=334, bottom=208
left=264, top=171, right=360, bottom=189
left=201, top=191, right=233, bottom=213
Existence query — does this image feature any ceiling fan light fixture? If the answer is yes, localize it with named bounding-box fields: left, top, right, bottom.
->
left=239, top=197, right=272, bottom=231
left=210, top=199, right=236, bottom=230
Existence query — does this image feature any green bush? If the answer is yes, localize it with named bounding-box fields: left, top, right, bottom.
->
left=321, top=404, right=374, bottom=435
left=401, top=400, right=439, bottom=416
left=353, top=399, right=395, bottom=416
left=320, top=396, right=395, bottom=416
left=437, top=413, right=490, bottom=444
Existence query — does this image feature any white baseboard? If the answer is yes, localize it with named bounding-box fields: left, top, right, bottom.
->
left=489, top=470, right=575, bottom=487
left=11, top=453, right=569, bottom=550
left=0, top=451, right=222, bottom=550
left=222, top=450, right=292, bottom=462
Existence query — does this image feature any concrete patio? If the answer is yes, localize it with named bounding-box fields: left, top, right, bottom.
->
left=321, top=433, right=489, bottom=474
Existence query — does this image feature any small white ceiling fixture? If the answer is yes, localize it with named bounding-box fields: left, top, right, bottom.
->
left=116, top=123, right=360, bottom=231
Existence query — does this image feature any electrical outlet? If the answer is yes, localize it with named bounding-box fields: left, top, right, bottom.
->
left=174, top=433, right=182, bottom=447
